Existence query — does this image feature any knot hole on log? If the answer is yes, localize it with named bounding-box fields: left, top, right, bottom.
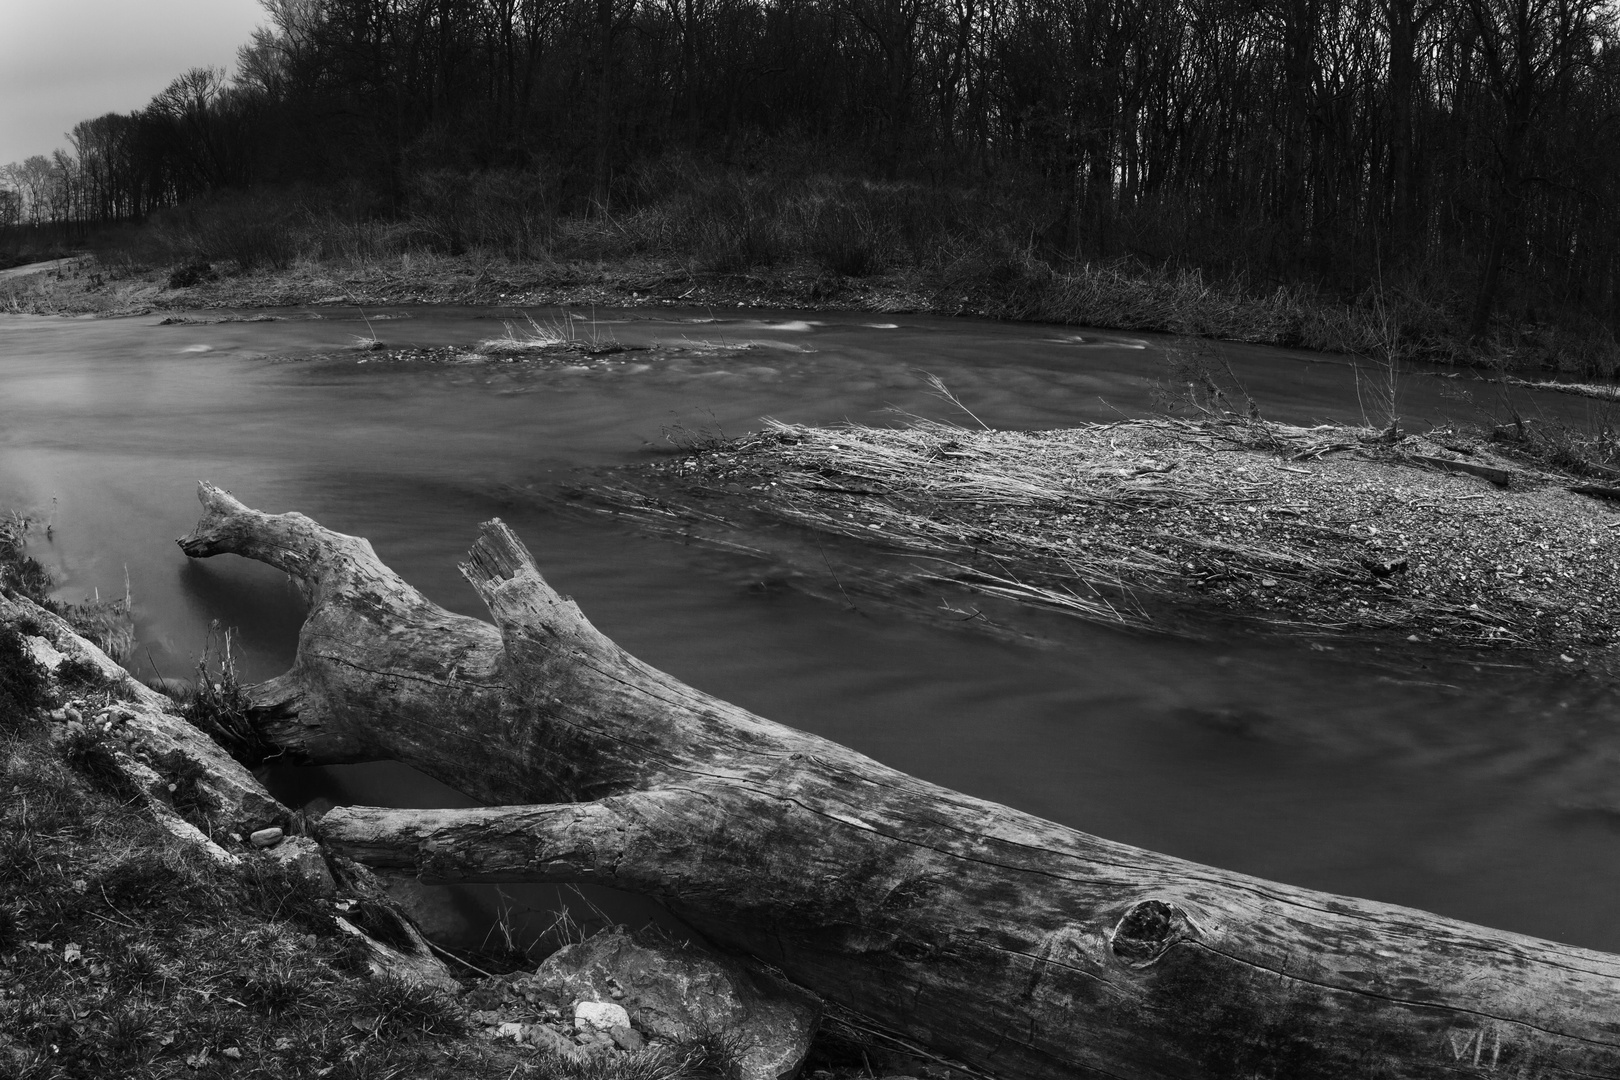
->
left=1110, top=899, right=1192, bottom=965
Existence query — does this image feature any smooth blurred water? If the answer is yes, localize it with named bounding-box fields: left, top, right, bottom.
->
left=5, top=305, right=1620, bottom=952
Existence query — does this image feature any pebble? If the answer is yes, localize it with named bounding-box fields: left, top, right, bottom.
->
left=525, top=1023, right=585, bottom=1058
left=249, top=827, right=284, bottom=848
left=222, top=1047, right=243, bottom=1061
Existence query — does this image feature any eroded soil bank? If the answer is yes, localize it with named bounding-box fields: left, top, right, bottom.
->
left=580, top=414, right=1620, bottom=675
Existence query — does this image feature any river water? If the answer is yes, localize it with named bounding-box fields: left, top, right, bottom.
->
left=4, top=305, right=1620, bottom=953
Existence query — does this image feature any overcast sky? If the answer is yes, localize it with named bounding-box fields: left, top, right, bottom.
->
left=0, top=0, right=266, bottom=167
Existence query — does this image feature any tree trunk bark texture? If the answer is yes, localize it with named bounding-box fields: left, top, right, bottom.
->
left=179, top=483, right=1620, bottom=1080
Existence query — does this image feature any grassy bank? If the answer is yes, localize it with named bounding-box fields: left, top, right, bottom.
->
left=4, top=165, right=1617, bottom=377
left=2, top=512, right=508, bottom=1078
left=0, top=733, right=520, bottom=1079
left=0, top=518, right=512, bottom=1078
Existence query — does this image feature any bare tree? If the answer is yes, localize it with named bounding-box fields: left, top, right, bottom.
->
left=1462, top=0, right=1607, bottom=337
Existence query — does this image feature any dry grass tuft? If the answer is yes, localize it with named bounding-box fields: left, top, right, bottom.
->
left=181, top=623, right=278, bottom=767
left=476, top=311, right=629, bottom=357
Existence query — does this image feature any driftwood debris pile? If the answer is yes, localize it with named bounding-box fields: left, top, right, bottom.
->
left=579, top=417, right=1620, bottom=660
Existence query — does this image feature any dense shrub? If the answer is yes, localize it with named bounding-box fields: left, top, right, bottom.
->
left=806, top=203, right=885, bottom=278
left=146, top=192, right=303, bottom=272
left=408, top=169, right=558, bottom=258
left=167, top=260, right=216, bottom=288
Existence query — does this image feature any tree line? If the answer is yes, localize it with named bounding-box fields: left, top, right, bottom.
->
left=4, top=0, right=1619, bottom=339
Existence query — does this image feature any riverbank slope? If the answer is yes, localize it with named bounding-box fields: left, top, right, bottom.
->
left=5, top=243, right=1614, bottom=378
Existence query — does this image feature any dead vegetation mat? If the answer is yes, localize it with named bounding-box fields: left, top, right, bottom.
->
left=580, top=416, right=1620, bottom=669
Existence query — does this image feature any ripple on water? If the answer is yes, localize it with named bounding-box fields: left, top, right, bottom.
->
left=1054, top=333, right=1150, bottom=349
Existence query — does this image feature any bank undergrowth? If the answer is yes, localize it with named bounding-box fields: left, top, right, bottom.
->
left=6, top=160, right=1616, bottom=377
left=0, top=514, right=134, bottom=663
left=0, top=524, right=503, bottom=1077
left=1, top=517, right=500, bottom=1077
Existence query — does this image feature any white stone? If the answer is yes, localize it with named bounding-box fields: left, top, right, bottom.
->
left=249, top=827, right=284, bottom=848
left=574, top=1000, right=631, bottom=1033
left=22, top=636, right=65, bottom=672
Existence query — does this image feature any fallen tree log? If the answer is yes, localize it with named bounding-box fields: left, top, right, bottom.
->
left=179, top=483, right=1620, bottom=1080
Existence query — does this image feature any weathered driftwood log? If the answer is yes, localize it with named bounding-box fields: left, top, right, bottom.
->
left=179, top=482, right=1620, bottom=1080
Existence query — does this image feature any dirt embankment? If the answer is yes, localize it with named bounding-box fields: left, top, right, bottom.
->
left=578, top=415, right=1620, bottom=673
